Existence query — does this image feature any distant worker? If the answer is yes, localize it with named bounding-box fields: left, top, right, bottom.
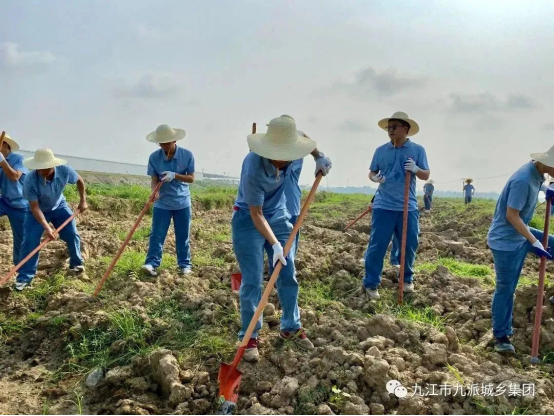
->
left=15, top=149, right=87, bottom=291
left=463, top=178, right=475, bottom=204
left=142, top=124, right=195, bottom=277
left=363, top=111, right=430, bottom=299
left=423, top=179, right=435, bottom=212
left=0, top=133, right=28, bottom=266
left=487, top=145, right=554, bottom=354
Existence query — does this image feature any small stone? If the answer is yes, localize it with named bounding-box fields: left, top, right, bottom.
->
left=317, top=404, right=335, bottom=415
left=85, top=368, right=104, bottom=388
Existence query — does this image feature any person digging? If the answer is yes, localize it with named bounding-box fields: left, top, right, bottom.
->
left=15, top=149, right=87, bottom=291
left=362, top=111, right=430, bottom=299
left=0, top=133, right=29, bottom=267
left=232, top=115, right=318, bottom=363
left=266, top=114, right=332, bottom=274
left=487, top=145, right=554, bottom=354
left=464, top=178, right=475, bottom=204
left=141, top=124, right=195, bottom=277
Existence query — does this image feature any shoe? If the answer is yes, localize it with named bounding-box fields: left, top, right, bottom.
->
left=425, top=210, right=430, bottom=214
left=179, top=267, right=192, bottom=275
left=280, top=328, right=314, bottom=350
left=141, top=264, right=158, bottom=277
left=403, top=282, right=415, bottom=293
left=494, top=336, right=515, bottom=354
left=549, top=296, right=554, bottom=306
left=362, top=286, right=380, bottom=300
left=13, top=281, right=30, bottom=291
left=243, top=338, right=259, bottom=362
left=69, top=265, right=85, bottom=274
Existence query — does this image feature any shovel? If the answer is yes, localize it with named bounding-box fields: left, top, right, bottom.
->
left=217, top=173, right=323, bottom=415
left=398, top=172, right=411, bottom=304
left=0, top=210, right=80, bottom=285
left=0, top=131, right=5, bottom=151
left=92, top=181, right=162, bottom=297
left=343, top=206, right=372, bottom=236
left=530, top=197, right=552, bottom=364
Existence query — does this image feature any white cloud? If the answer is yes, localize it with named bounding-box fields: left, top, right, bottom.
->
left=113, top=72, right=182, bottom=99
left=449, top=92, right=537, bottom=113
left=0, top=42, right=56, bottom=70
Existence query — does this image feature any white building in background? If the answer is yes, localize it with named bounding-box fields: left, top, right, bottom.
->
left=17, top=150, right=205, bottom=180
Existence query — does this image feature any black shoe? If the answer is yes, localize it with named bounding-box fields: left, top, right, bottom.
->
left=494, top=336, right=515, bottom=354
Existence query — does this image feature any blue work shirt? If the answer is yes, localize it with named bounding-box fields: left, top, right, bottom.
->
left=284, top=159, right=303, bottom=217
left=423, top=183, right=434, bottom=196
left=488, top=162, right=543, bottom=251
left=370, top=139, right=429, bottom=212
left=147, top=146, right=195, bottom=211
left=234, top=152, right=292, bottom=216
left=464, top=184, right=475, bottom=196
left=0, top=152, right=28, bottom=209
left=23, top=165, right=79, bottom=212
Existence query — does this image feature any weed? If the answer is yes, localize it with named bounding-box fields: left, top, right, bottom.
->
left=446, top=363, right=465, bottom=385
left=294, top=386, right=329, bottom=415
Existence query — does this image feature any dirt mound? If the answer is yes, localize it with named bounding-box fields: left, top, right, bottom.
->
left=1, top=198, right=554, bottom=414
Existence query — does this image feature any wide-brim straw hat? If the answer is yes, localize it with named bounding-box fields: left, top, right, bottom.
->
left=24, top=148, right=67, bottom=170
left=465, top=178, right=473, bottom=183
left=426, top=179, right=435, bottom=184
left=146, top=124, right=186, bottom=144
left=1, top=133, right=20, bottom=151
left=531, top=145, right=554, bottom=168
left=378, top=111, right=420, bottom=137
left=248, top=116, right=316, bottom=161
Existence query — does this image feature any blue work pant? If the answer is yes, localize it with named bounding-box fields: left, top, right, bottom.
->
left=0, top=198, right=27, bottom=265
left=424, top=195, right=433, bottom=210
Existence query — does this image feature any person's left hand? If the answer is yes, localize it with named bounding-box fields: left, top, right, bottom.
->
left=161, top=171, right=176, bottom=182
left=404, top=158, right=419, bottom=174
left=315, top=156, right=332, bottom=176
left=546, top=186, right=554, bottom=203
left=78, top=200, right=88, bottom=213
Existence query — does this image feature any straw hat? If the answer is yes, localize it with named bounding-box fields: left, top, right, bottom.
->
left=531, top=145, right=554, bottom=168
left=1, top=133, right=20, bottom=151
left=23, top=148, right=67, bottom=170
left=426, top=179, right=435, bottom=184
left=146, top=124, right=186, bottom=144
left=465, top=178, right=473, bottom=183
left=247, top=116, right=316, bottom=161
left=378, top=111, right=419, bottom=136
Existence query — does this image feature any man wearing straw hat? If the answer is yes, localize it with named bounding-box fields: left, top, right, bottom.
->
left=267, top=115, right=332, bottom=274
left=487, top=145, right=554, bottom=354
left=423, top=179, right=435, bottom=212
left=233, top=115, right=320, bottom=362
left=141, top=124, right=195, bottom=277
left=0, top=133, right=29, bottom=266
left=463, top=179, right=475, bottom=204
left=15, top=149, right=87, bottom=291
left=363, top=111, right=430, bottom=299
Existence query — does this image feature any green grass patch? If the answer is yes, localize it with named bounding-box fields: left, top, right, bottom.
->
left=117, top=225, right=151, bottom=242
left=294, top=386, right=329, bottom=415
left=193, top=251, right=226, bottom=267
left=417, top=258, right=492, bottom=278
left=299, top=280, right=344, bottom=312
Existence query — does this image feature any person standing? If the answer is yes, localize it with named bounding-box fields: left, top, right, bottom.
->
left=142, top=124, right=195, bottom=277
left=423, top=179, right=435, bottom=212
left=362, top=111, right=430, bottom=299
left=15, top=149, right=87, bottom=291
left=233, top=115, right=320, bottom=362
left=464, top=179, right=475, bottom=204
left=487, top=145, right=554, bottom=354
left=0, top=133, right=28, bottom=266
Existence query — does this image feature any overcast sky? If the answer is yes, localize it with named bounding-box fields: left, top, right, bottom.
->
left=2, top=0, right=553, bottom=191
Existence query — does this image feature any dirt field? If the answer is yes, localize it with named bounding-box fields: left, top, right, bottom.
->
left=1, top=181, right=554, bottom=415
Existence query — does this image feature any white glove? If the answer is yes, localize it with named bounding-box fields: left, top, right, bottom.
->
left=533, top=240, right=546, bottom=251
left=370, top=173, right=386, bottom=184
left=405, top=158, right=419, bottom=173
left=272, top=242, right=287, bottom=267
left=314, top=155, right=332, bottom=176
left=161, top=171, right=176, bottom=182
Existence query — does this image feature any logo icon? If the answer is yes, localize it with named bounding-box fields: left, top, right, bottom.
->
left=386, top=380, right=408, bottom=398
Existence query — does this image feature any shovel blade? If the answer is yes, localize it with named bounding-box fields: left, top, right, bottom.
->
left=217, top=363, right=242, bottom=414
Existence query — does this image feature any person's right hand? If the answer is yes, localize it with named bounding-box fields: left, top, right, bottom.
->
left=44, top=226, right=58, bottom=241
left=532, top=240, right=552, bottom=260
left=272, top=242, right=287, bottom=267
left=370, top=173, right=386, bottom=184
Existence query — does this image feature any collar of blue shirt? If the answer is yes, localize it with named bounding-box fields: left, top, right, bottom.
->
left=385, top=138, right=412, bottom=150
left=261, top=156, right=291, bottom=177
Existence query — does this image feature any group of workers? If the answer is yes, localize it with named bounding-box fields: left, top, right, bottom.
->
left=1, top=110, right=553, bottom=358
